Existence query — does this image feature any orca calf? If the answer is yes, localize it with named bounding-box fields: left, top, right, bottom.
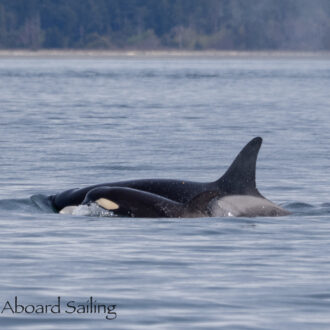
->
left=73, top=186, right=287, bottom=218
left=51, top=137, right=290, bottom=218
left=77, top=187, right=219, bottom=218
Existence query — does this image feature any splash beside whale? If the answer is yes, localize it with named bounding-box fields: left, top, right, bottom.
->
left=50, top=137, right=290, bottom=218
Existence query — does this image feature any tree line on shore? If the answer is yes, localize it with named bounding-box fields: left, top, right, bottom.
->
left=0, top=0, right=329, bottom=50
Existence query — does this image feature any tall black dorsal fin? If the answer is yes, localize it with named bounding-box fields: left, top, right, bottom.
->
left=217, top=137, right=263, bottom=196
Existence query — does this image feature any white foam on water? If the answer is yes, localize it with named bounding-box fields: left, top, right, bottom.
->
left=72, top=203, right=116, bottom=217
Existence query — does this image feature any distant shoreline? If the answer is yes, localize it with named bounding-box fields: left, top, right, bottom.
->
left=0, top=49, right=330, bottom=58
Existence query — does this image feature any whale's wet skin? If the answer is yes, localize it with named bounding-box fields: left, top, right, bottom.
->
left=1, top=57, right=330, bottom=330
left=50, top=137, right=290, bottom=218
left=212, top=195, right=288, bottom=217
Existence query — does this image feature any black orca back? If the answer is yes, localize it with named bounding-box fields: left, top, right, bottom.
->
left=50, top=137, right=263, bottom=212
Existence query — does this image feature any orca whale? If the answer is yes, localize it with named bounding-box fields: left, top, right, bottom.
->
left=50, top=137, right=290, bottom=218
left=67, top=186, right=286, bottom=218
left=73, top=187, right=220, bottom=218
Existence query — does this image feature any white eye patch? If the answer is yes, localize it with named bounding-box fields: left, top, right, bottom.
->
left=96, top=198, right=119, bottom=210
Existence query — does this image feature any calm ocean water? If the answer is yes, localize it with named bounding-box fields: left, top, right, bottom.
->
left=1, top=55, right=330, bottom=329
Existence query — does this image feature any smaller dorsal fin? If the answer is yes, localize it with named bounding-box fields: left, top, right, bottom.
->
left=217, top=137, right=263, bottom=196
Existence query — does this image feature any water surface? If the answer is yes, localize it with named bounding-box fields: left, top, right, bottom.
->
left=1, top=55, right=330, bottom=329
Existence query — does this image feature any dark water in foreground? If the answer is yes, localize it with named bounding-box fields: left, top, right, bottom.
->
left=1, top=56, right=330, bottom=329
